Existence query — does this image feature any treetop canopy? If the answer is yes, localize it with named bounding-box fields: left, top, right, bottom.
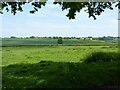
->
left=0, top=0, right=119, bottom=20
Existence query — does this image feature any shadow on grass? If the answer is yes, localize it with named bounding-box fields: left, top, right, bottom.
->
left=2, top=52, right=120, bottom=89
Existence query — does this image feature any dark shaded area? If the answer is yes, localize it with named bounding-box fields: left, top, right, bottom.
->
left=2, top=52, right=120, bottom=89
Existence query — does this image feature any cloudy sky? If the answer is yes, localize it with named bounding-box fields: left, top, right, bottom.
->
left=1, top=1, right=118, bottom=37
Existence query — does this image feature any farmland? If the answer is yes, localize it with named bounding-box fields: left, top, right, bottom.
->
left=1, top=38, right=120, bottom=89
left=1, top=37, right=118, bottom=46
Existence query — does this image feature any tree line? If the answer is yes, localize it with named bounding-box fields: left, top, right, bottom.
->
left=10, top=36, right=117, bottom=39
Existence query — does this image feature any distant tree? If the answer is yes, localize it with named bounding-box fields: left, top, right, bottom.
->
left=88, top=36, right=92, bottom=38
left=98, top=37, right=103, bottom=40
left=53, top=36, right=56, bottom=39
left=53, top=36, right=59, bottom=39
left=30, top=36, right=35, bottom=38
left=63, top=37, right=68, bottom=39
left=11, top=36, right=16, bottom=38
left=76, top=37, right=80, bottom=39
left=57, top=37, right=63, bottom=44
left=48, top=36, right=52, bottom=39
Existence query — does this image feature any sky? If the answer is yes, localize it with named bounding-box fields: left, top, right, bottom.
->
left=0, top=1, right=118, bottom=38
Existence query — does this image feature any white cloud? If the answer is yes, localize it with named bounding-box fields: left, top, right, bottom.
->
left=28, top=13, right=46, bottom=17
left=27, top=5, right=65, bottom=18
left=46, top=3, right=60, bottom=8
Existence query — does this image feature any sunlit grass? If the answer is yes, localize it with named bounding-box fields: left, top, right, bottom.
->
left=2, top=46, right=117, bottom=66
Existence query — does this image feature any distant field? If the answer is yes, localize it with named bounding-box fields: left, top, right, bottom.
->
left=1, top=38, right=118, bottom=46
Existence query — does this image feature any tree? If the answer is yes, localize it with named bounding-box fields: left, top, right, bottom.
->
left=0, top=0, right=119, bottom=20
left=30, top=36, right=35, bottom=38
left=57, top=37, right=63, bottom=44
left=11, top=36, right=16, bottom=38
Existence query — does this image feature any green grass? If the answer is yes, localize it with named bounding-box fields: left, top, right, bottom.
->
left=1, top=38, right=58, bottom=46
left=2, top=61, right=119, bottom=89
left=2, top=45, right=119, bottom=89
left=2, top=46, right=117, bottom=66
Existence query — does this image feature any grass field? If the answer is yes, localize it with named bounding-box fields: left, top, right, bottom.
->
left=2, top=46, right=118, bottom=66
left=2, top=44, right=120, bottom=89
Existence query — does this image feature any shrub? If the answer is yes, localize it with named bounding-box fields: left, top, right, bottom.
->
left=84, top=52, right=119, bottom=63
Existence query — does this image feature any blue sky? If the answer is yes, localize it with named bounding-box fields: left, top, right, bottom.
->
left=1, top=2, right=118, bottom=37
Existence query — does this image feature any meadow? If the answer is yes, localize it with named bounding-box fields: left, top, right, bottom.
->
left=1, top=38, right=120, bottom=89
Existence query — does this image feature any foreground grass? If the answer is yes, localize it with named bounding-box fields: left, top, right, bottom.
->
left=2, top=60, right=119, bottom=89
left=2, top=46, right=119, bottom=89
